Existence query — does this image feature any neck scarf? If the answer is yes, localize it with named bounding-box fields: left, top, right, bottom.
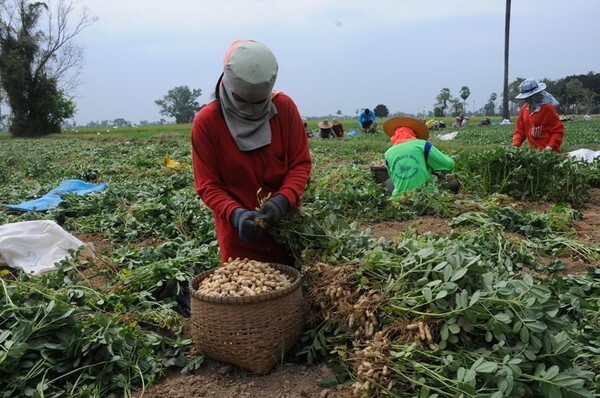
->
left=529, top=91, right=559, bottom=113
left=220, top=40, right=278, bottom=151
left=390, top=126, right=417, bottom=145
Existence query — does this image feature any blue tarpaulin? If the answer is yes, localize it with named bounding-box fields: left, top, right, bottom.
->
left=1, top=179, right=107, bottom=212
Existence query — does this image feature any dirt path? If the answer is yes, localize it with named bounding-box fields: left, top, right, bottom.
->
left=136, top=359, right=349, bottom=398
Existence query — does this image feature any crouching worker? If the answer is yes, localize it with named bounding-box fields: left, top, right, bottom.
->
left=191, top=39, right=312, bottom=266
left=383, top=117, right=457, bottom=197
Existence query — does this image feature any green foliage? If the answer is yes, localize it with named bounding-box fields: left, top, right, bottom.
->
left=373, top=104, right=390, bottom=118
left=154, top=85, right=202, bottom=124
left=456, top=146, right=591, bottom=207
left=308, top=163, right=391, bottom=221
left=0, top=278, right=191, bottom=398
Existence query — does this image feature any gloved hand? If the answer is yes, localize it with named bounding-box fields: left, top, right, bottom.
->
left=258, top=195, right=290, bottom=227
left=231, top=209, right=263, bottom=243
left=545, top=146, right=553, bottom=151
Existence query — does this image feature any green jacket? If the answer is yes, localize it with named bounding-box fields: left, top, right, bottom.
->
left=384, top=139, right=455, bottom=197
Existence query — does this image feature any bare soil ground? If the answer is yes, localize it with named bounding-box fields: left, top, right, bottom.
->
left=136, top=189, right=600, bottom=398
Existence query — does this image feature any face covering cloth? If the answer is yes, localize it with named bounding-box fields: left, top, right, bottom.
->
left=219, top=40, right=279, bottom=151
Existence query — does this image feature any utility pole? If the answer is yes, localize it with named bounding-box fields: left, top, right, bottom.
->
left=502, top=0, right=512, bottom=121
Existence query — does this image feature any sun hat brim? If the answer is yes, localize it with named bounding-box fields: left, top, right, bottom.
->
left=318, top=122, right=332, bottom=129
left=383, top=117, right=429, bottom=140
left=515, top=82, right=546, bottom=99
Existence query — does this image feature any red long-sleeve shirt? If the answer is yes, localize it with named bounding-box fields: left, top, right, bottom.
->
left=512, top=103, right=564, bottom=152
left=191, top=92, right=312, bottom=265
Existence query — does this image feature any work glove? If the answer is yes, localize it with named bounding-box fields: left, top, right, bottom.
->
left=231, top=209, right=263, bottom=243
left=258, top=195, right=290, bottom=228
left=544, top=146, right=553, bottom=151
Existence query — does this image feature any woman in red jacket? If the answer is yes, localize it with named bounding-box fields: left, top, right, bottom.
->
left=191, top=40, right=312, bottom=265
left=512, top=78, right=564, bottom=153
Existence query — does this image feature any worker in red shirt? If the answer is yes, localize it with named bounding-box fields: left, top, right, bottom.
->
left=191, top=40, right=312, bottom=265
left=512, top=78, right=564, bottom=153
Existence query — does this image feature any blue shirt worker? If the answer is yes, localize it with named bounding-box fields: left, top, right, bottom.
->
left=383, top=117, right=455, bottom=196
left=358, top=108, right=377, bottom=133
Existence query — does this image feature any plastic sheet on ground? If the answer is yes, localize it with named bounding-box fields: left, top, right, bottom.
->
left=0, top=179, right=107, bottom=212
left=437, top=131, right=459, bottom=141
left=567, top=149, right=600, bottom=163
left=0, top=220, right=84, bottom=275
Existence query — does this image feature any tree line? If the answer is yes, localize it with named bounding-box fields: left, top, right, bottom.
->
left=1, top=0, right=596, bottom=137
left=434, top=72, right=600, bottom=118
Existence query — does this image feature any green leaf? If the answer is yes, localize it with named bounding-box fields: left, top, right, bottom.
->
left=475, top=361, right=498, bottom=374
left=553, top=339, right=571, bottom=355
left=422, top=287, right=433, bottom=302
left=443, top=264, right=453, bottom=282
left=0, top=330, right=11, bottom=343
left=433, top=261, right=448, bottom=272
left=440, top=325, right=449, bottom=341
left=494, top=313, right=511, bottom=324
left=464, top=369, right=476, bottom=383
left=551, top=374, right=586, bottom=389
left=520, top=325, right=529, bottom=343
left=426, top=279, right=442, bottom=288
left=448, top=324, right=460, bottom=334
left=485, top=331, right=493, bottom=342
left=545, top=365, right=559, bottom=380
left=450, top=267, right=468, bottom=282
left=525, top=321, right=547, bottom=333
left=457, top=290, right=469, bottom=308
left=435, top=290, right=448, bottom=300
left=497, top=378, right=508, bottom=393
left=469, top=291, right=481, bottom=307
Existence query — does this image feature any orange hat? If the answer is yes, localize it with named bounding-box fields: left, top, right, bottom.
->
left=383, top=117, right=429, bottom=140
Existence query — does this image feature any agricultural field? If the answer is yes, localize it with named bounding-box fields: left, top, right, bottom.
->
left=0, top=118, right=599, bottom=398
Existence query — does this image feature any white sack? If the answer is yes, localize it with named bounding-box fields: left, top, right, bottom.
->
left=438, top=131, right=459, bottom=141
left=567, top=149, right=600, bottom=163
left=0, top=220, right=83, bottom=275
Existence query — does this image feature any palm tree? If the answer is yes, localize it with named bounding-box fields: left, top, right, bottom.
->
left=460, top=86, right=471, bottom=115
left=502, top=0, right=512, bottom=120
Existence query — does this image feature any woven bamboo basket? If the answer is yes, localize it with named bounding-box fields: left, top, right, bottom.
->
left=370, top=165, right=389, bottom=183
left=189, top=263, right=305, bottom=374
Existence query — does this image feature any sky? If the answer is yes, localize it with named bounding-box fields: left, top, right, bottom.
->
left=69, top=0, right=600, bottom=124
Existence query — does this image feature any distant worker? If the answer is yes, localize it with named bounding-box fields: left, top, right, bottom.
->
left=318, top=119, right=336, bottom=139
left=383, top=117, right=457, bottom=196
left=452, top=114, right=465, bottom=128
left=512, top=78, right=564, bottom=153
left=359, top=108, right=377, bottom=133
left=583, top=113, right=592, bottom=121
left=331, top=118, right=344, bottom=137
left=479, top=117, right=491, bottom=126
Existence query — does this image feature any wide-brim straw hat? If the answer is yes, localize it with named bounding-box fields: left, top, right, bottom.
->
left=515, top=78, right=546, bottom=99
left=318, top=119, right=332, bottom=129
left=332, top=118, right=340, bottom=125
left=383, top=117, right=429, bottom=140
